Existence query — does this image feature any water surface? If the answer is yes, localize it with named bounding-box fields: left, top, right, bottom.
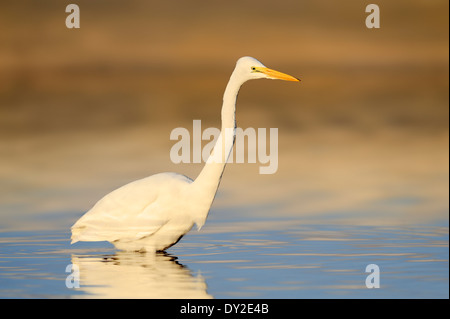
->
left=0, top=217, right=447, bottom=298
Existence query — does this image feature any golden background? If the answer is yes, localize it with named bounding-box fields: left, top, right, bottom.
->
left=0, top=0, right=448, bottom=229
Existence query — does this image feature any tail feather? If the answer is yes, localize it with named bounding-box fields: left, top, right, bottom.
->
left=71, top=224, right=107, bottom=243
left=70, top=224, right=84, bottom=244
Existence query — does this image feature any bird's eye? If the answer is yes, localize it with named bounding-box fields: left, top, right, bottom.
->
left=251, top=67, right=257, bottom=72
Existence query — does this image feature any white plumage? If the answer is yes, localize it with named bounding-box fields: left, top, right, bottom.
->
left=71, top=57, right=299, bottom=252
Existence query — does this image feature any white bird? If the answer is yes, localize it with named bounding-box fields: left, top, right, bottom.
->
left=71, top=56, right=300, bottom=252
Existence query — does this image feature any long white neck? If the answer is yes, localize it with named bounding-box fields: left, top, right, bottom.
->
left=191, top=70, right=245, bottom=207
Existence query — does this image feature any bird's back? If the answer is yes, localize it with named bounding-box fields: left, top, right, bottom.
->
left=71, top=172, right=193, bottom=246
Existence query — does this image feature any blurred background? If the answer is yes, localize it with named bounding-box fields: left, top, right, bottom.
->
left=0, top=0, right=448, bottom=230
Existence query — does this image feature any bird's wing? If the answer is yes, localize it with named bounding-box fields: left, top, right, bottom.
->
left=71, top=176, right=174, bottom=243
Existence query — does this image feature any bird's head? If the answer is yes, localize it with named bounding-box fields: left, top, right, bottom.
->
left=234, top=56, right=300, bottom=82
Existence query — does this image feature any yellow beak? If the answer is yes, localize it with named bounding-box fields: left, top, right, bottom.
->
left=254, top=66, right=300, bottom=82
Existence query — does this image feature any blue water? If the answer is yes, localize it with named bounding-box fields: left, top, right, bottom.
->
left=0, top=215, right=447, bottom=299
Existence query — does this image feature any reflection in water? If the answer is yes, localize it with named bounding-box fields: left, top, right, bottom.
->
left=71, top=251, right=212, bottom=298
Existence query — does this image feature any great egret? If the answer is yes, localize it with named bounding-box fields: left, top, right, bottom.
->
left=71, top=56, right=300, bottom=252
